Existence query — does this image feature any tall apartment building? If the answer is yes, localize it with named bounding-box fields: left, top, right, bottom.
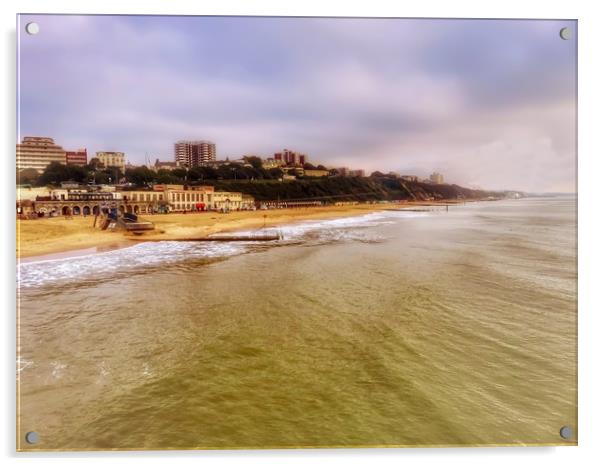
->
left=16, top=136, right=67, bottom=173
left=96, top=151, right=126, bottom=172
left=65, top=149, right=88, bottom=166
left=273, top=148, right=308, bottom=166
left=174, top=140, right=216, bottom=167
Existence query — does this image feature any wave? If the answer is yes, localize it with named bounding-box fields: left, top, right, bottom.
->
left=18, top=210, right=427, bottom=289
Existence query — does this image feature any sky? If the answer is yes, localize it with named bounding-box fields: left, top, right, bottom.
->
left=18, top=15, right=577, bottom=192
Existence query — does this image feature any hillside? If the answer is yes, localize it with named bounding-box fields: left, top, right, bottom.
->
left=203, top=177, right=504, bottom=203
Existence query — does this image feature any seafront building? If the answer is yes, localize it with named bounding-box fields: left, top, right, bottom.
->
left=17, top=182, right=255, bottom=218
left=152, top=184, right=214, bottom=212
left=174, top=140, right=216, bottom=167
left=213, top=192, right=246, bottom=211
left=65, top=149, right=88, bottom=166
left=16, top=137, right=67, bottom=173
left=96, top=151, right=126, bottom=173
left=20, top=188, right=114, bottom=217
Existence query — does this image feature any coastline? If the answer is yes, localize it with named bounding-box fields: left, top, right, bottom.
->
left=17, top=200, right=469, bottom=261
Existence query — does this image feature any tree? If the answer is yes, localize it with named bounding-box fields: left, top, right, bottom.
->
left=37, top=162, right=88, bottom=186
left=155, top=169, right=180, bottom=184
left=188, top=166, right=218, bottom=181
left=171, top=168, right=188, bottom=180
left=17, top=168, right=39, bottom=185
left=243, top=156, right=263, bottom=170
left=267, top=168, right=283, bottom=179
left=125, top=166, right=155, bottom=186
left=92, top=170, right=112, bottom=185
left=86, top=157, right=102, bottom=171
left=303, top=163, right=316, bottom=170
left=316, top=165, right=327, bottom=171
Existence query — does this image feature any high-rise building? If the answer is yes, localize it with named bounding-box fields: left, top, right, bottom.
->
left=274, top=148, right=307, bottom=166
left=174, top=140, right=216, bottom=167
left=65, top=149, right=88, bottom=166
left=96, top=151, right=126, bottom=173
left=429, top=172, right=444, bottom=184
left=16, top=136, right=67, bottom=173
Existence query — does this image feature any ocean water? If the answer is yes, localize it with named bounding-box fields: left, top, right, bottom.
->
left=17, top=197, right=577, bottom=449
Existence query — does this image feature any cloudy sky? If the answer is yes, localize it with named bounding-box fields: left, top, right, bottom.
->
left=18, top=15, right=576, bottom=192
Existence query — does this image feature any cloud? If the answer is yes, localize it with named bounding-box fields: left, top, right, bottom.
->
left=18, top=15, right=576, bottom=192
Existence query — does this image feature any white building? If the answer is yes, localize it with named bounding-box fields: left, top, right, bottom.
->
left=96, top=151, right=126, bottom=173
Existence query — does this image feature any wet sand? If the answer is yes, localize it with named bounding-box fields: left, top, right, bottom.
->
left=16, top=201, right=463, bottom=259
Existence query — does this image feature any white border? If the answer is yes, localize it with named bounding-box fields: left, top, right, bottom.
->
left=2, top=1, right=601, bottom=465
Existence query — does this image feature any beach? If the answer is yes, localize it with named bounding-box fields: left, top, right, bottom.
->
left=16, top=202, right=459, bottom=259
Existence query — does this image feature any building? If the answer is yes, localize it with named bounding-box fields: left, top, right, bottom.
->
left=213, top=192, right=244, bottom=211
left=274, top=148, right=307, bottom=166
left=281, top=166, right=304, bottom=178
left=65, top=149, right=87, bottom=166
left=96, top=151, right=126, bottom=172
left=152, top=184, right=215, bottom=212
left=25, top=188, right=116, bottom=217
left=348, top=169, right=366, bottom=177
left=17, top=186, right=53, bottom=202
left=120, top=190, right=167, bottom=214
left=336, top=167, right=350, bottom=176
left=430, top=172, right=444, bottom=184
left=153, top=159, right=181, bottom=171
left=18, top=183, right=253, bottom=217
left=262, top=158, right=284, bottom=169
left=174, top=140, right=216, bottom=167
left=401, top=175, right=419, bottom=182
left=261, top=200, right=322, bottom=209
left=304, top=169, right=329, bottom=178
left=16, top=136, right=66, bottom=173
left=241, top=194, right=256, bottom=210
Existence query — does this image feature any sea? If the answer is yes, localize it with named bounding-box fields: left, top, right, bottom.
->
left=17, top=196, right=577, bottom=449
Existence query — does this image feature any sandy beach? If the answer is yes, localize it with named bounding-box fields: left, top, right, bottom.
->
left=17, top=202, right=458, bottom=259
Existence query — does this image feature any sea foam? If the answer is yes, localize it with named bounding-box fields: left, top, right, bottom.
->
left=18, top=210, right=428, bottom=289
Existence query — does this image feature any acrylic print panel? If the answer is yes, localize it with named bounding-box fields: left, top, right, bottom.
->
left=16, top=15, right=577, bottom=450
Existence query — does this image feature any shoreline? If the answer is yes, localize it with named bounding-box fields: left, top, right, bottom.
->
left=17, top=200, right=474, bottom=261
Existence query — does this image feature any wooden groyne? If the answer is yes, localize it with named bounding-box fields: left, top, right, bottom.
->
left=392, top=208, right=434, bottom=212
left=130, top=234, right=281, bottom=242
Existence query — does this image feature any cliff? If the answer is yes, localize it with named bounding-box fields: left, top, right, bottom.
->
left=204, top=177, right=508, bottom=203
